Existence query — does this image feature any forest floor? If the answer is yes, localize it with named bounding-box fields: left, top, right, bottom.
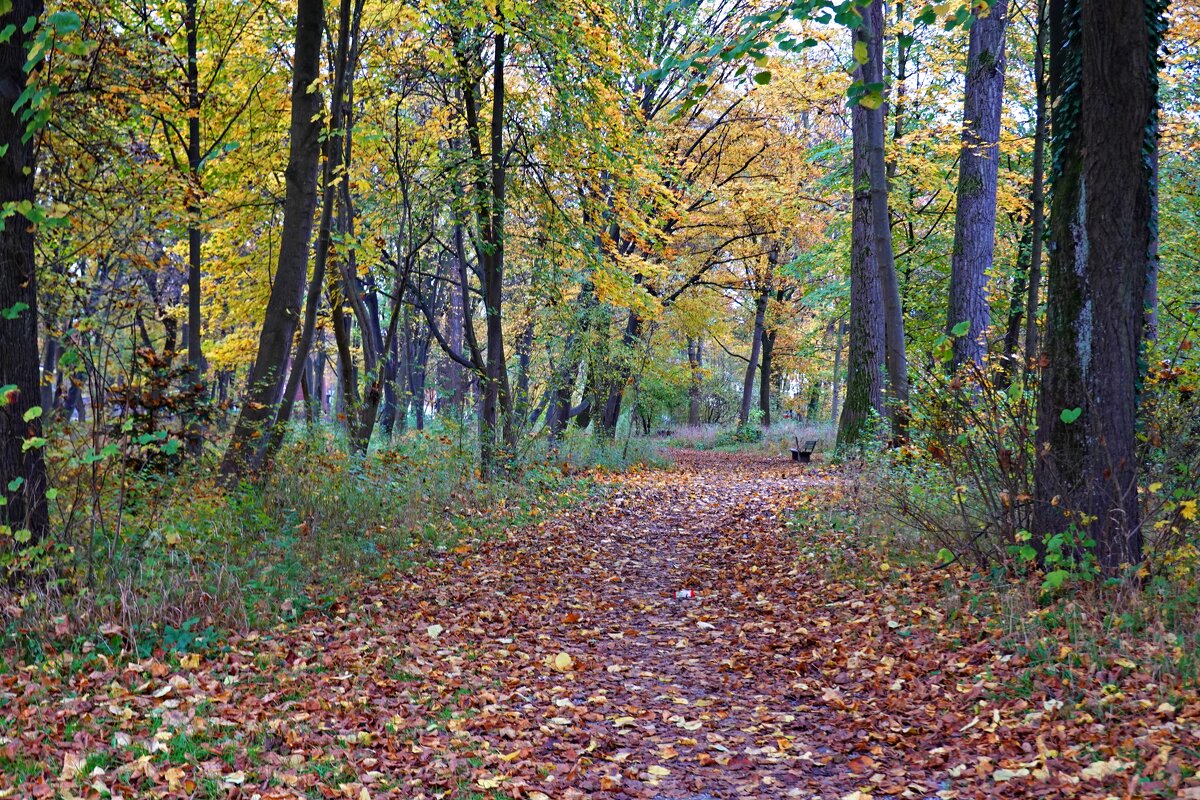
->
left=4, top=450, right=1198, bottom=799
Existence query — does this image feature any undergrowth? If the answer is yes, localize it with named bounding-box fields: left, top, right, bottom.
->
left=1, top=422, right=654, bottom=666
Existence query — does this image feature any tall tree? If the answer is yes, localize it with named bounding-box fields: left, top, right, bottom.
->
left=219, top=0, right=324, bottom=480
left=860, top=0, right=909, bottom=432
left=837, top=84, right=887, bottom=446
left=946, top=0, right=1008, bottom=368
left=0, top=0, right=50, bottom=556
left=1034, top=0, right=1163, bottom=571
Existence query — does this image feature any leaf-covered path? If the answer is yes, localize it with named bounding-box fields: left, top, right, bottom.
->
left=7, top=451, right=1200, bottom=798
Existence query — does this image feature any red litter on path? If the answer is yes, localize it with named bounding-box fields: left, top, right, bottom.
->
left=675, top=589, right=694, bottom=598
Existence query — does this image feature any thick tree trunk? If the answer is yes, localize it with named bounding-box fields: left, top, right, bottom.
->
left=0, top=0, right=50, bottom=555
left=220, top=0, right=323, bottom=480
left=1034, top=0, right=1159, bottom=571
left=860, top=0, right=909, bottom=433
left=837, top=71, right=887, bottom=448
left=760, top=328, right=776, bottom=427
left=947, top=0, right=1008, bottom=369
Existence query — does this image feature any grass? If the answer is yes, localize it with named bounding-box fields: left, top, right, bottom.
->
left=1, top=420, right=656, bottom=667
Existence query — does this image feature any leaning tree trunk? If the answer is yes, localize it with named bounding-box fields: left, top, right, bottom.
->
left=0, top=0, right=51, bottom=557
left=837, top=59, right=887, bottom=448
left=219, top=0, right=323, bottom=480
left=946, top=0, right=1008, bottom=369
left=260, top=0, right=356, bottom=468
left=1034, top=0, right=1160, bottom=572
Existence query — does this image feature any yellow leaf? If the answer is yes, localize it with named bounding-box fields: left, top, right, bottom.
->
left=859, top=91, right=884, bottom=110
left=647, top=765, right=670, bottom=776
left=552, top=652, right=574, bottom=671
left=1181, top=500, right=1197, bottom=521
left=426, top=624, right=443, bottom=639
left=61, top=752, right=86, bottom=781
left=993, top=768, right=1029, bottom=782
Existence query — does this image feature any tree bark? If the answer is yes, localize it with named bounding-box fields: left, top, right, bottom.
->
left=739, top=277, right=770, bottom=427
left=837, top=56, right=887, bottom=448
left=687, top=336, right=702, bottom=427
left=260, top=0, right=357, bottom=466
left=0, top=0, right=51, bottom=555
left=1034, top=0, right=1160, bottom=571
left=947, top=0, right=1008, bottom=369
left=830, top=319, right=845, bottom=425
left=1023, top=0, right=1049, bottom=373
left=860, top=0, right=909, bottom=433
left=220, top=0, right=323, bottom=480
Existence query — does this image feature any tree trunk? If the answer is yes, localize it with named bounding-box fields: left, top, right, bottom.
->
left=837, top=66, right=887, bottom=448
left=220, top=0, right=324, bottom=480
left=1034, top=0, right=1160, bottom=572
left=830, top=319, right=845, bottom=425
left=457, top=26, right=511, bottom=476
left=947, top=0, right=1008, bottom=369
left=998, top=225, right=1029, bottom=385
left=739, top=280, right=770, bottom=427
left=861, top=0, right=909, bottom=433
left=760, top=327, right=776, bottom=427
left=0, top=0, right=50, bottom=556
left=1023, top=0, right=1049, bottom=373
left=598, top=309, right=640, bottom=437
left=687, top=336, right=702, bottom=427
left=259, top=0, right=359, bottom=467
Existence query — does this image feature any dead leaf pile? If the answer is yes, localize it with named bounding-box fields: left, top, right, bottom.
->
left=1, top=450, right=1198, bottom=798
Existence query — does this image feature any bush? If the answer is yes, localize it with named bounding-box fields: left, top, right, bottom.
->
left=1, top=423, right=602, bottom=659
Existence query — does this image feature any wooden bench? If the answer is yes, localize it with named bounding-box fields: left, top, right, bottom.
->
left=791, top=438, right=818, bottom=463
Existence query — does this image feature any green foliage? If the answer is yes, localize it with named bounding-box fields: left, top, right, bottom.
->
left=2, top=424, right=611, bottom=658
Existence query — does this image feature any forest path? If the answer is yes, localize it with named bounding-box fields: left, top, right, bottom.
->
left=5, top=451, right=955, bottom=799
left=330, top=448, right=878, bottom=800
left=12, top=452, right=1197, bottom=798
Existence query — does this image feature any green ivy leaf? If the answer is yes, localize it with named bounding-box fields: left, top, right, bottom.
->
left=21, top=405, right=41, bottom=422
left=950, top=320, right=971, bottom=337
left=753, top=70, right=772, bottom=85
left=1, top=302, right=29, bottom=320
left=1060, top=407, right=1082, bottom=424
